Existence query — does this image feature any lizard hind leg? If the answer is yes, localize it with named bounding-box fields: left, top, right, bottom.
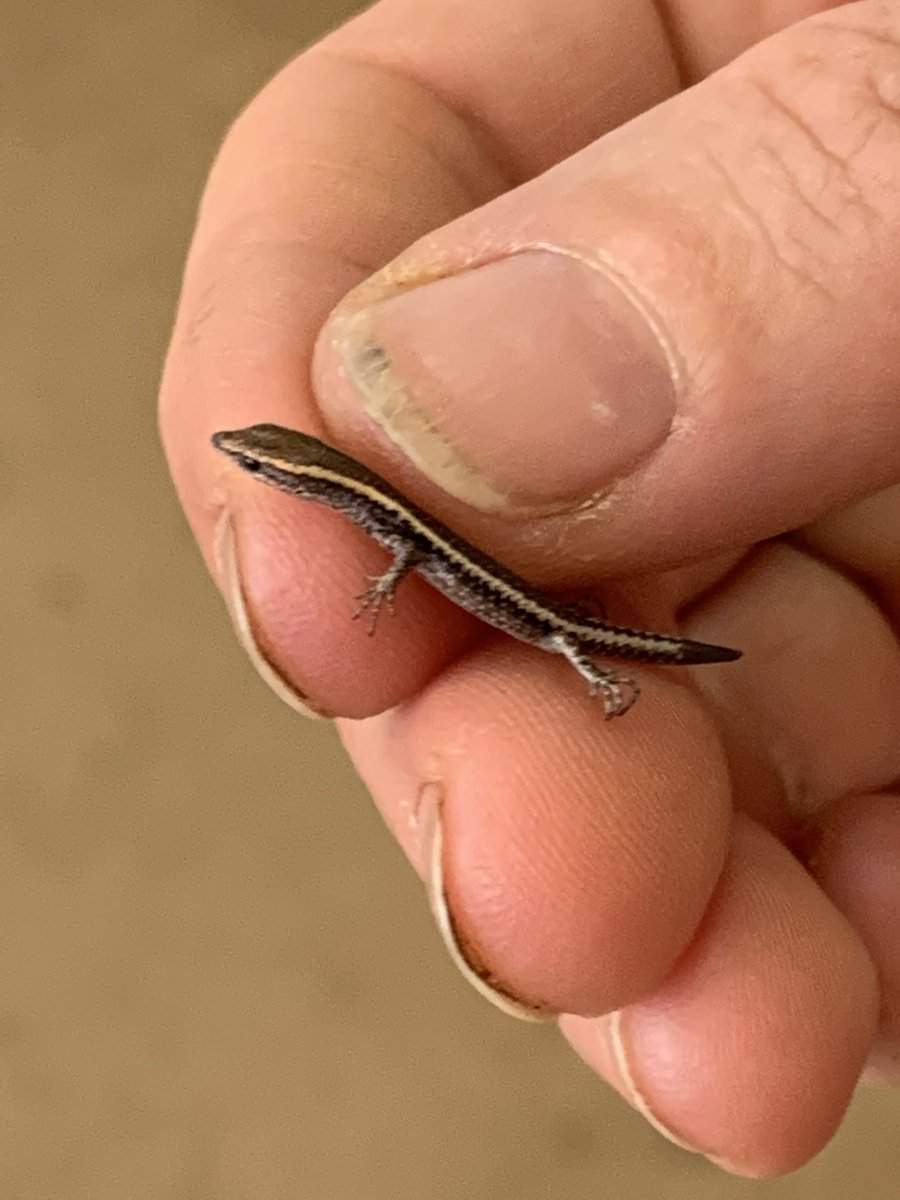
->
left=546, top=633, right=640, bottom=719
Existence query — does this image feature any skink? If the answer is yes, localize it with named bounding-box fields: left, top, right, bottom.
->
left=212, top=424, right=741, bottom=718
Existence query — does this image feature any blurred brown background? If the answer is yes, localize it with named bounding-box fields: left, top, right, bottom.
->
left=4, top=1, right=899, bottom=1195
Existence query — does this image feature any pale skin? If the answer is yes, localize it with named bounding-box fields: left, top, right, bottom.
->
left=160, top=0, right=900, bottom=1177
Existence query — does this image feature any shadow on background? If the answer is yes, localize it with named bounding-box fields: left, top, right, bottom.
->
left=3, top=1, right=898, bottom=1195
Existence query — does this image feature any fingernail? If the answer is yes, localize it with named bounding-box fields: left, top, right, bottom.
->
left=601, top=1011, right=702, bottom=1153
left=418, top=783, right=549, bottom=1023
left=331, top=249, right=677, bottom=514
left=212, top=510, right=330, bottom=720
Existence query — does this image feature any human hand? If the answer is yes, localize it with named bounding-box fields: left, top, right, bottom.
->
left=160, top=0, right=900, bottom=1175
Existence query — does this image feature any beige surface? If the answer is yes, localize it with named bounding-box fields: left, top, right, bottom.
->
left=4, top=1, right=899, bottom=1195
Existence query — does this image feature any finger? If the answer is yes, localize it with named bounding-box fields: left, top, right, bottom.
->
left=694, top=543, right=900, bottom=812
left=338, top=637, right=733, bottom=1017
left=314, top=3, right=900, bottom=584
left=800, top=481, right=900, bottom=613
left=666, top=0, right=844, bottom=77
left=561, top=818, right=878, bottom=1177
left=801, top=792, right=900, bottom=1082
left=323, top=1, right=838, bottom=174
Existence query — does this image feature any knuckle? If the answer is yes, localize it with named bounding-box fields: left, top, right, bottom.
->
left=731, top=7, right=900, bottom=248
left=679, top=4, right=900, bottom=310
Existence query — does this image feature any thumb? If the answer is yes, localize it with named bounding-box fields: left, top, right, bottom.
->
left=313, top=3, right=900, bottom=578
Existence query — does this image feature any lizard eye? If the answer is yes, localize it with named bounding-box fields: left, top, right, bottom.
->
left=238, top=454, right=262, bottom=473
